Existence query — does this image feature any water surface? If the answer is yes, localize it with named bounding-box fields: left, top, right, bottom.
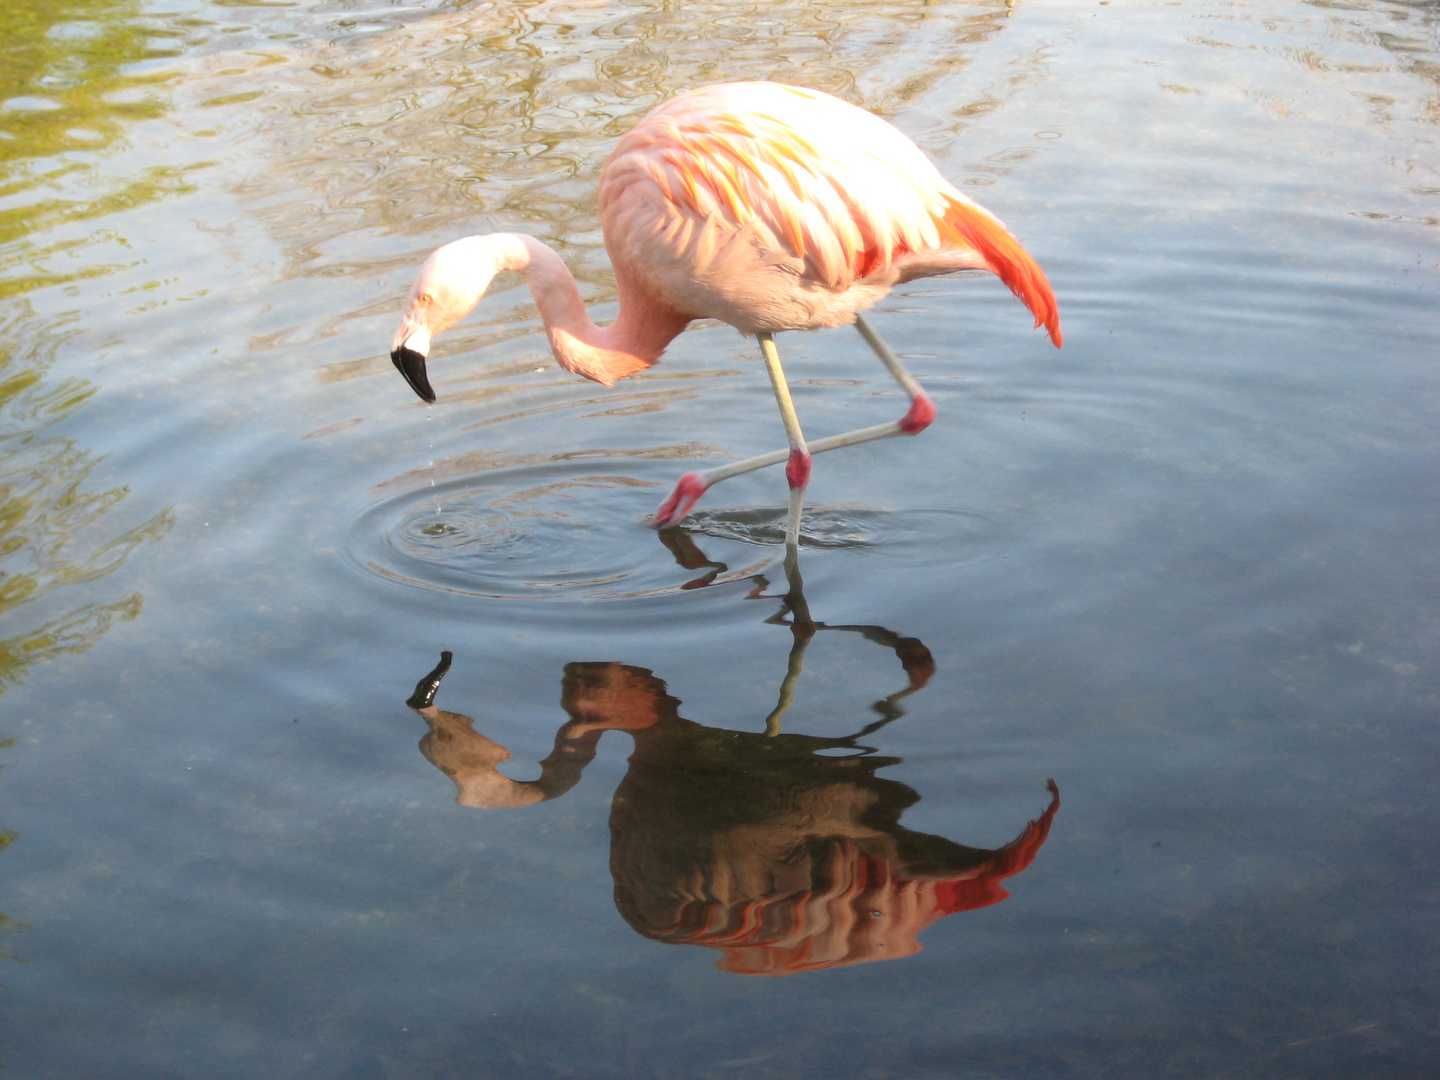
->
left=1, top=1, right=1437, bottom=1077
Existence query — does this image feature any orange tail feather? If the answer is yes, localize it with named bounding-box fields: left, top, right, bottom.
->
left=942, top=197, right=1062, bottom=347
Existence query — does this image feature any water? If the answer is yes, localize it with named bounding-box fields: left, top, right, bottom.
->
left=1, top=0, right=1437, bottom=1076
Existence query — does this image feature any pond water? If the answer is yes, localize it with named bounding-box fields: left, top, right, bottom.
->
left=1, top=0, right=1437, bottom=1076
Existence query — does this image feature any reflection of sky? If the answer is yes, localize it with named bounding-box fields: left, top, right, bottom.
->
left=0, top=0, right=1436, bottom=1076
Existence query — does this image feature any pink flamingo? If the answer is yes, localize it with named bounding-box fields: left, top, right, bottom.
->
left=390, top=82, right=1061, bottom=548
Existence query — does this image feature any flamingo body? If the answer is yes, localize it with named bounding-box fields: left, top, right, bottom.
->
left=598, top=82, right=1060, bottom=342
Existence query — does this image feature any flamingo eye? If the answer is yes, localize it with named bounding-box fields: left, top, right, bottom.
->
left=419, top=292, right=434, bottom=306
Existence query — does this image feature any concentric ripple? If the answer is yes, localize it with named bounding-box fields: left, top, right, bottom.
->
left=345, top=462, right=1008, bottom=602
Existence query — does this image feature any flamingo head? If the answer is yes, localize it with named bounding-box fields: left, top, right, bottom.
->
left=390, top=237, right=501, bottom=403
left=405, top=650, right=546, bottom=810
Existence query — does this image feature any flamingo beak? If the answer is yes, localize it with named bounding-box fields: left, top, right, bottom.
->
left=391, top=343, right=436, bottom=403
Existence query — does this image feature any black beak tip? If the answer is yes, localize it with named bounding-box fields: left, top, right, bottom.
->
left=391, top=346, right=436, bottom=404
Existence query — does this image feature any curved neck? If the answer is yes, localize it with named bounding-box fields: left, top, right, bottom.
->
left=495, top=234, right=691, bottom=386
left=414, top=705, right=605, bottom=809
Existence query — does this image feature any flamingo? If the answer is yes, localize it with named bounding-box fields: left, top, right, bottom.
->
left=389, top=81, right=1061, bottom=548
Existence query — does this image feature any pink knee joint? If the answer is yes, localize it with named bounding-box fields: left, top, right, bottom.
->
left=785, top=448, right=812, bottom=489
left=900, top=394, right=936, bottom=435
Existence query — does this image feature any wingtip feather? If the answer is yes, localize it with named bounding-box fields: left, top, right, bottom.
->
left=943, top=198, right=1061, bottom=348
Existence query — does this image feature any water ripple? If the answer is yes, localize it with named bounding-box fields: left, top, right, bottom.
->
left=682, top=505, right=1000, bottom=551
left=345, top=463, right=1004, bottom=602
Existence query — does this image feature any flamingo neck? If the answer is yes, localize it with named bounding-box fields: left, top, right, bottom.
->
left=498, top=234, right=690, bottom=386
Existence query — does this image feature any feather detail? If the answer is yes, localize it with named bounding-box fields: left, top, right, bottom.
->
left=939, top=196, right=1062, bottom=347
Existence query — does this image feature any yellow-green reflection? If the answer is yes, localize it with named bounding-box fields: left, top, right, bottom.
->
left=0, top=316, right=174, bottom=693
left=0, top=0, right=181, bottom=264
left=0, top=1, right=181, bottom=696
left=0, top=0, right=165, bottom=156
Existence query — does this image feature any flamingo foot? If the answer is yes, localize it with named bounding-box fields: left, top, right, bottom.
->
left=899, top=393, right=936, bottom=435
left=651, top=471, right=709, bottom=527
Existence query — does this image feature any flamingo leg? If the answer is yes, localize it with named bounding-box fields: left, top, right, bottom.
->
left=650, top=316, right=935, bottom=528
left=763, top=551, right=813, bottom=736
left=756, top=331, right=811, bottom=553
left=852, top=314, right=937, bottom=433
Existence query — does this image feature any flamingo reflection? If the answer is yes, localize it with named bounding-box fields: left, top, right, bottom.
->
left=404, top=596, right=1058, bottom=976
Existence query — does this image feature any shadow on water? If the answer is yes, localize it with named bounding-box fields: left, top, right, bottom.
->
left=400, top=538, right=1059, bottom=977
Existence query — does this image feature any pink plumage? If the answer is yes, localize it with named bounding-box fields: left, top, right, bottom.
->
left=600, top=82, right=1060, bottom=343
